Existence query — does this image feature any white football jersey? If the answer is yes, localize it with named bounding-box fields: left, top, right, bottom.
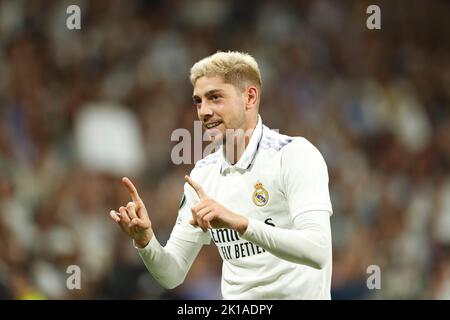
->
left=171, top=115, right=333, bottom=299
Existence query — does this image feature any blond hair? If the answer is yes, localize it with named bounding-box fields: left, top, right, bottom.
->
left=190, top=51, right=262, bottom=91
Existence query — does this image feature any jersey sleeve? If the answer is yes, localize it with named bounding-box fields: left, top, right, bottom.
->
left=280, top=137, right=333, bottom=221
left=170, top=178, right=211, bottom=245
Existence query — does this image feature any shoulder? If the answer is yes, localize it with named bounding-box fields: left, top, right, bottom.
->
left=281, top=137, right=328, bottom=171
left=189, top=149, right=221, bottom=179
left=183, top=151, right=221, bottom=199
left=193, top=149, right=221, bottom=169
left=282, top=137, right=322, bottom=157
left=259, top=125, right=294, bottom=152
left=259, top=126, right=318, bottom=156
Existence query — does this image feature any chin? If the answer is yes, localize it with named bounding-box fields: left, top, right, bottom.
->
left=205, top=128, right=225, bottom=145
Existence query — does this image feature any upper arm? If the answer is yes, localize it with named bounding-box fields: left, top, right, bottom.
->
left=280, top=138, right=333, bottom=221
left=293, top=210, right=332, bottom=248
left=165, top=232, right=205, bottom=277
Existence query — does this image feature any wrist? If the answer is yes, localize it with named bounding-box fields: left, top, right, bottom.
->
left=135, top=230, right=153, bottom=248
left=235, top=216, right=248, bottom=235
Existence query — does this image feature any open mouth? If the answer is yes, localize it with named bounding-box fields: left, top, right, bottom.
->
left=204, top=121, right=222, bottom=129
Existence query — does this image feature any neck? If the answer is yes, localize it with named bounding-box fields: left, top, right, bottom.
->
left=224, top=135, right=250, bottom=165
left=223, top=117, right=258, bottom=165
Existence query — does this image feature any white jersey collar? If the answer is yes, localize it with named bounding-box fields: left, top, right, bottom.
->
left=219, top=115, right=263, bottom=174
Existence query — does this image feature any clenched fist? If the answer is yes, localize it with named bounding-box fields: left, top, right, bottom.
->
left=185, top=175, right=248, bottom=234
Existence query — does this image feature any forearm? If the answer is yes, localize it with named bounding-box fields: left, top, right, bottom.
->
left=240, top=211, right=331, bottom=269
left=136, top=234, right=202, bottom=289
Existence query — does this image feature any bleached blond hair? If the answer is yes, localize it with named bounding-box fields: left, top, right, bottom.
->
left=190, top=51, right=262, bottom=92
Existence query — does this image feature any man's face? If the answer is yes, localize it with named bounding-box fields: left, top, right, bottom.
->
left=192, top=76, right=246, bottom=143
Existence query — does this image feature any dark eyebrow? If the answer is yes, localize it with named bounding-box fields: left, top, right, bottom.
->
left=192, top=89, right=224, bottom=101
left=204, top=89, right=224, bottom=98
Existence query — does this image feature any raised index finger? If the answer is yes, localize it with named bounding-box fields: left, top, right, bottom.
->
left=122, top=177, right=142, bottom=203
left=185, top=175, right=206, bottom=199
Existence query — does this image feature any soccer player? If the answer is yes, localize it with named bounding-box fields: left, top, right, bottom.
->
left=109, top=51, right=333, bottom=299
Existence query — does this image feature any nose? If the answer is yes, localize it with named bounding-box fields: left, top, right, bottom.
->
left=198, top=101, right=213, bottom=121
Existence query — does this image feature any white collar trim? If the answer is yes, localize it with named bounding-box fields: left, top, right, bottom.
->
left=219, top=115, right=263, bottom=174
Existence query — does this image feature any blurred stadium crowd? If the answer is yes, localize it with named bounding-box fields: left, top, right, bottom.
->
left=0, top=0, right=449, bottom=299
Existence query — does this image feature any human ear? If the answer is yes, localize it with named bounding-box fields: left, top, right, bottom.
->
left=245, top=86, right=259, bottom=110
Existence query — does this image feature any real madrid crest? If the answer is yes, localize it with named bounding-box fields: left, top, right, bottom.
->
left=252, top=182, right=269, bottom=207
